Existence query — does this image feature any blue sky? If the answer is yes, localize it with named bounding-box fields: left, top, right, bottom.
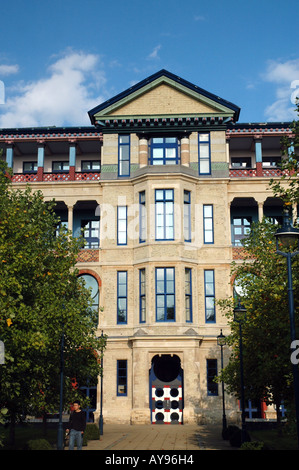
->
left=0, top=0, right=298, bottom=128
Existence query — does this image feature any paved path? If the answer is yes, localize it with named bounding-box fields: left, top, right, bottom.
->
left=83, top=424, right=235, bottom=451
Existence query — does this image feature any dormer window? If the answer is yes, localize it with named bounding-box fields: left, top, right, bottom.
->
left=149, top=137, right=180, bottom=165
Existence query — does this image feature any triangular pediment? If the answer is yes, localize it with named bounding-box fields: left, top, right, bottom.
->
left=88, top=70, right=240, bottom=124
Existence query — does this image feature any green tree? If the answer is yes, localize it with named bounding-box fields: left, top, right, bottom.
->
left=0, top=159, right=106, bottom=443
left=217, top=220, right=299, bottom=425
left=269, top=101, right=299, bottom=206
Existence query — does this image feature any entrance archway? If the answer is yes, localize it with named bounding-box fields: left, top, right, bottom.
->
left=149, top=354, right=183, bottom=424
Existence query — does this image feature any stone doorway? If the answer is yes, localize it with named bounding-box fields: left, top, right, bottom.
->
left=149, top=354, right=183, bottom=424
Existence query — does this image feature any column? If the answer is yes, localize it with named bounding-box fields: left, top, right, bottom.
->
left=258, top=202, right=264, bottom=222
left=37, top=141, right=45, bottom=182
left=69, top=141, right=76, bottom=180
left=181, top=135, right=190, bottom=166
left=254, top=137, right=263, bottom=176
left=67, top=205, right=74, bottom=237
left=139, top=137, right=148, bottom=167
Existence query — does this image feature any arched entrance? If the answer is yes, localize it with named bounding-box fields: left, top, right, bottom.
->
left=149, top=354, right=183, bottom=424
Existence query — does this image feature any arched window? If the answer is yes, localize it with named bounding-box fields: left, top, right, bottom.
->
left=78, top=274, right=99, bottom=314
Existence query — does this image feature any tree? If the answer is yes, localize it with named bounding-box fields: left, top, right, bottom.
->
left=0, top=159, right=106, bottom=443
left=269, top=101, right=299, bottom=206
left=217, top=220, right=299, bottom=425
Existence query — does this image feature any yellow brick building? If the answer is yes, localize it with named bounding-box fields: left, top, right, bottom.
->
left=0, top=70, right=295, bottom=424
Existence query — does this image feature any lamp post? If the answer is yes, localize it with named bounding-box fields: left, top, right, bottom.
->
left=99, top=330, right=104, bottom=435
left=274, top=208, right=299, bottom=447
left=57, top=329, right=65, bottom=450
left=217, top=329, right=227, bottom=435
left=233, top=300, right=247, bottom=444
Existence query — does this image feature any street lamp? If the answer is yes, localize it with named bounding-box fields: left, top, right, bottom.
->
left=57, top=329, right=65, bottom=450
left=217, top=329, right=227, bottom=435
left=275, top=208, right=299, bottom=447
left=99, top=330, right=104, bottom=435
left=233, top=300, right=247, bottom=444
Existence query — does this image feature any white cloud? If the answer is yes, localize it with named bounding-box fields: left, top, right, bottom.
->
left=0, top=51, right=106, bottom=128
left=0, top=64, right=19, bottom=76
left=262, top=58, right=299, bottom=121
left=148, top=45, right=161, bottom=60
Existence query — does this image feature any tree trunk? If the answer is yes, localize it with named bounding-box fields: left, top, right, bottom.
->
left=8, top=412, right=16, bottom=446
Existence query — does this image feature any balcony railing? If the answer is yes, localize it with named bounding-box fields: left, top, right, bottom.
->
left=229, top=167, right=289, bottom=177
left=11, top=172, right=101, bottom=182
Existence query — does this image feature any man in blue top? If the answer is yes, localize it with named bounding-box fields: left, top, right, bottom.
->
left=66, top=400, right=86, bottom=450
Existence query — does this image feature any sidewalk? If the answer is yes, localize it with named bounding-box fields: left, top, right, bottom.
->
left=83, top=423, right=236, bottom=451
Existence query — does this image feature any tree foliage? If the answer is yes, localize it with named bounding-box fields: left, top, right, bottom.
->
left=218, top=220, right=298, bottom=421
left=269, top=101, right=299, bottom=205
left=0, top=159, right=106, bottom=436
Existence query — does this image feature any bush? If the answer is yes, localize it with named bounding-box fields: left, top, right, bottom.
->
left=24, top=438, right=53, bottom=450
left=240, top=440, right=264, bottom=450
left=222, top=425, right=239, bottom=440
left=229, top=429, right=251, bottom=448
left=85, top=423, right=100, bottom=440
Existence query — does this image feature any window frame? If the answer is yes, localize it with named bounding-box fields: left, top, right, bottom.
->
left=139, top=268, right=146, bottom=323
left=117, top=206, right=127, bottom=245
left=81, top=219, right=100, bottom=249
left=207, top=359, right=218, bottom=396
left=81, top=160, right=101, bottom=172
left=117, top=271, right=127, bottom=324
left=139, top=191, right=146, bottom=243
left=117, top=359, right=127, bottom=396
left=118, top=134, right=130, bottom=177
left=155, top=189, right=174, bottom=241
left=204, top=269, right=216, bottom=323
left=23, top=161, right=38, bottom=173
left=52, top=161, right=69, bottom=173
left=149, top=136, right=180, bottom=165
left=203, top=204, right=214, bottom=244
left=185, top=267, right=192, bottom=323
left=184, top=190, right=191, bottom=242
left=198, top=133, right=211, bottom=175
left=155, top=267, right=175, bottom=322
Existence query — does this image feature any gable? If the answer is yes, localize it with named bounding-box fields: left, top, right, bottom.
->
left=88, top=70, right=240, bottom=124
left=104, top=83, right=221, bottom=117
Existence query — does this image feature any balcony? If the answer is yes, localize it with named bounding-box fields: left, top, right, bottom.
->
left=11, top=171, right=101, bottom=183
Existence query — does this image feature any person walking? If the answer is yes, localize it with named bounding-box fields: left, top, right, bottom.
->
left=66, top=400, right=86, bottom=450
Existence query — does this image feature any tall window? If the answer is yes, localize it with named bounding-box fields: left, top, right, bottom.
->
left=203, top=205, right=214, bottom=244
left=117, top=360, right=127, bottom=396
left=204, top=270, right=215, bottom=322
left=117, top=271, right=127, bottom=324
left=139, top=268, right=146, bottom=323
left=118, top=135, right=130, bottom=176
left=198, top=133, right=211, bottom=175
left=155, top=189, right=174, bottom=240
left=156, top=267, right=175, bottom=322
left=207, top=359, right=218, bottom=396
left=117, top=206, right=127, bottom=245
left=78, top=274, right=99, bottom=325
left=149, top=137, right=180, bottom=165
left=139, top=191, right=146, bottom=243
left=81, top=220, right=100, bottom=248
left=185, top=268, right=192, bottom=322
left=232, top=217, right=251, bottom=246
left=184, top=190, right=191, bottom=242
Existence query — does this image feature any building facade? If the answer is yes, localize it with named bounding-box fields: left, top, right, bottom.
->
left=0, top=70, right=296, bottom=425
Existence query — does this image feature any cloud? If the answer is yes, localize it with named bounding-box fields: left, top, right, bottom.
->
left=0, top=64, right=19, bottom=76
left=262, top=58, right=299, bottom=121
left=0, top=51, right=106, bottom=128
left=147, top=45, right=161, bottom=60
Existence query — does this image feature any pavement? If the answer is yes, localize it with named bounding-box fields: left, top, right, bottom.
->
left=82, top=423, right=236, bottom=451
